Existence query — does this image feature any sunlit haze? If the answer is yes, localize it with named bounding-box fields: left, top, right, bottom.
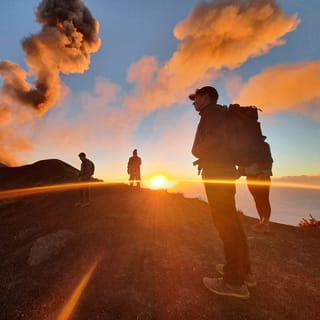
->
left=144, top=174, right=177, bottom=190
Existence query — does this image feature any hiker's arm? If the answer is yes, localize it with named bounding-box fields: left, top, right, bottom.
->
left=192, top=117, right=223, bottom=159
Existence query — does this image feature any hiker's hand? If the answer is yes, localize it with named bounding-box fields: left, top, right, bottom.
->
left=193, top=159, right=199, bottom=166
left=193, top=159, right=203, bottom=176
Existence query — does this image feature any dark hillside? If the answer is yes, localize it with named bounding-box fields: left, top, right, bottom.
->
left=0, top=162, right=8, bottom=168
left=0, top=159, right=99, bottom=190
left=0, top=184, right=319, bottom=320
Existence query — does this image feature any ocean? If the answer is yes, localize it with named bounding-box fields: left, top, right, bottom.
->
left=172, top=178, right=320, bottom=227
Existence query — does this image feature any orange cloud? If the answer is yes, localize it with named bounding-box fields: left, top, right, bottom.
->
left=126, top=0, right=300, bottom=112
left=0, top=126, right=32, bottom=166
left=0, top=0, right=301, bottom=166
left=31, top=79, right=134, bottom=155
left=0, top=101, right=36, bottom=165
left=235, top=61, right=320, bottom=115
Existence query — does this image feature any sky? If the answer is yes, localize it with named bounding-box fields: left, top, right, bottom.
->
left=0, top=0, right=320, bottom=190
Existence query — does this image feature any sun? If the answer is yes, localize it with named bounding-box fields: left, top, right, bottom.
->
left=144, top=174, right=177, bottom=190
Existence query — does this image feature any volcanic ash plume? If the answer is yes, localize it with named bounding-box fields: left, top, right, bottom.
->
left=0, top=0, right=101, bottom=114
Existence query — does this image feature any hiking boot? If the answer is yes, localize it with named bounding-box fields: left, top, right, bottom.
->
left=216, top=264, right=257, bottom=287
left=203, top=277, right=250, bottom=299
left=252, top=222, right=270, bottom=233
left=81, top=201, right=90, bottom=208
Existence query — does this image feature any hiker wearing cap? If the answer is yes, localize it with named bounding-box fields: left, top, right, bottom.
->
left=127, top=149, right=142, bottom=188
left=190, top=86, right=255, bottom=299
left=77, top=152, right=95, bottom=207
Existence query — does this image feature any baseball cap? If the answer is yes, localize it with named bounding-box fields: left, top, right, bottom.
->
left=188, top=86, right=219, bottom=101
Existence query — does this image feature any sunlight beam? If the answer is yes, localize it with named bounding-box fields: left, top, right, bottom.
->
left=144, top=174, right=177, bottom=190
left=0, top=178, right=320, bottom=201
left=56, top=257, right=101, bottom=320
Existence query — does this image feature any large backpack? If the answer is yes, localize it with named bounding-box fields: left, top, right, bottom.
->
left=87, top=159, right=95, bottom=176
left=226, top=103, right=271, bottom=168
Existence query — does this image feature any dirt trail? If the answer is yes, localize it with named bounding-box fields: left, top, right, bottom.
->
left=0, top=185, right=319, bottom=320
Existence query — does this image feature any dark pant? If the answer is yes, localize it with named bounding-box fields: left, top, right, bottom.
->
left=204, top=173, right=251, bottom=286
left=247, top=176, right=271, bottom=222
left=79, top=179, right=90, bottom=203
left=79, top=186, right=89, bottom=203
left=129, top=172, right=141, bottom=188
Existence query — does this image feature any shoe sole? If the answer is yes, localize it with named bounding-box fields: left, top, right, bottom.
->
left=216, top=266, right=257, bottom=288
left=203, top=278, right=250, bottom=300
left=252, top=225, right=270, bottom=234
left=245, top=280, right=257, bottom=288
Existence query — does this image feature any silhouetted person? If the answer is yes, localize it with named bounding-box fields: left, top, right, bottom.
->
left=240, top=140, right=273, bottom=233
left=190, top=86, right=254, bottom=299
left=127, top=149, right=142, bottom=188
left=77, top=152, right=95, bottom=207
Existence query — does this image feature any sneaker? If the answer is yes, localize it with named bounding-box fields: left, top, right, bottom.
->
left=216, top=264, right=257, bottom=288
left=81, top=201, right=90, bottom=208
left=203, top=277, right=250, bottom=299
left=244, top=273, right=257, bottom=287
left=252, top=222, right=270, bottom=233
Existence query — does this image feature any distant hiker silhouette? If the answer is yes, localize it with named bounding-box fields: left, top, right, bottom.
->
left=190, top=86, right=254, bottom=299
left=127, top=149, right=142, bottom=188
left=77, top=152, right=95, bottom=207
left=239, top=139, right=273, bottom=233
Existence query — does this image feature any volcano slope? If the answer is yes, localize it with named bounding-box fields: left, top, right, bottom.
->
left=0, top=184, right=319, bottom=320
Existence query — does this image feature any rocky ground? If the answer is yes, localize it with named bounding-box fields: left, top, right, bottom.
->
left=0, top=184, right=319, bottom=320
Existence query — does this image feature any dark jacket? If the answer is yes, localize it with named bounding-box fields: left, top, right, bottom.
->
left=127, top=156, right=141, bottom=174
left=192, top=103, right=236, bottom=178
left=79, top=158, right=94, bottom=181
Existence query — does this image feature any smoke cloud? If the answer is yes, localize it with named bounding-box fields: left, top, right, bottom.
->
left=0, top=0, right=101, bottom=114
left=127, top=0, right=300, bottom=112
left=235, top=61, right=320, bottom=116
left=0, top=0, right=100, bottom=165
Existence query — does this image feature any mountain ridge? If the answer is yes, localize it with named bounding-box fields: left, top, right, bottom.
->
left=0, top=158, right=100, bottom=191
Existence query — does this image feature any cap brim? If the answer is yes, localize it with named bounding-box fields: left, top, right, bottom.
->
left=188, top=93, right=196, bottom=101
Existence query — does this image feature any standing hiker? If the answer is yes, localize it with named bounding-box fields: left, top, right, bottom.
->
left=127, top=149, right=142, bottom=188
left=240, top=139, right=273, bottom=233
left=190, top=86, right=255, bottom=299
left=77, top=152, right=95, bottom=207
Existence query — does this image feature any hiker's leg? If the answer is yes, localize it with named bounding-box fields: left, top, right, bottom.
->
left=247, top=177, right=271, bottom=222
left=129, top=174, right=134, bottom=187
left=85, top=186, right=90, bottom=202
left=205, top=181, right=251, bottom=286
left=136, top=172, right=141, bottom=188
left=79, top=187, right=85, bottom=203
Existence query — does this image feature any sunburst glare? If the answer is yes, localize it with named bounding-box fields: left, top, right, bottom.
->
left=144, top=174, right=177, bottom=190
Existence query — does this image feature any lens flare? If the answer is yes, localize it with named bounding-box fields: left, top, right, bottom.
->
left=0, top=178, right=320, bottom=201
left=56, top=256, right=101, bottom=320
left=144, top=174, right=177, bottom=190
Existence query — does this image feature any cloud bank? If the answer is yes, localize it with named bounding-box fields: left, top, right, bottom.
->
left=235, top=61, right=320, bottom=118
left=126, top=0, right=300, bottom=112
left=0, top=0, right=302, bottom=165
